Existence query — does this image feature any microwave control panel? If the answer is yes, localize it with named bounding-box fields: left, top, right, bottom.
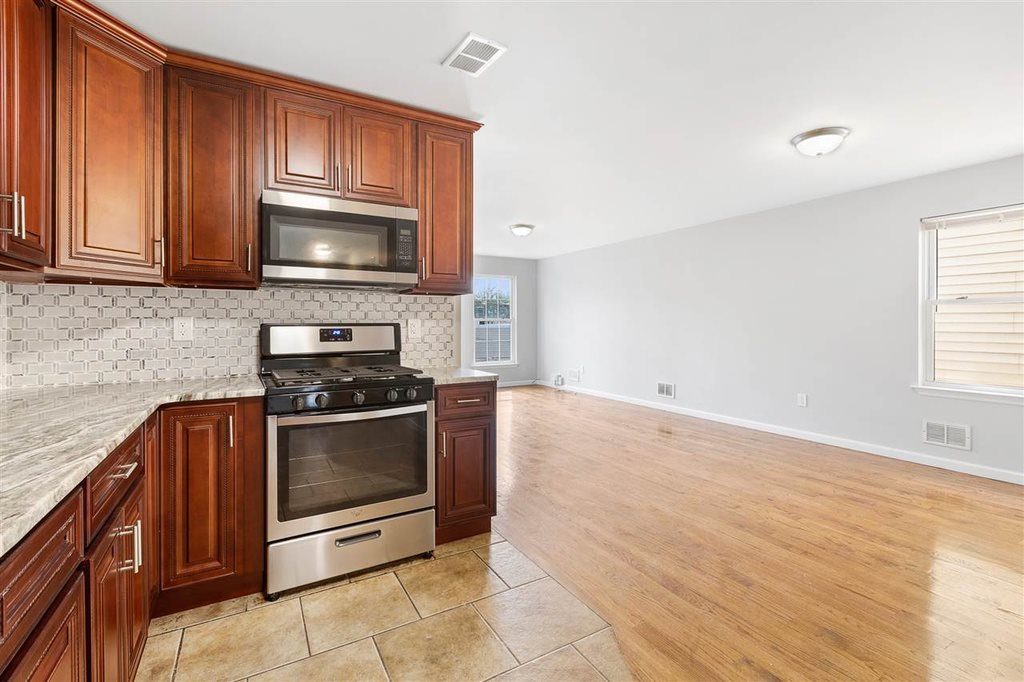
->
left=397, top=225, right=416, bottom=271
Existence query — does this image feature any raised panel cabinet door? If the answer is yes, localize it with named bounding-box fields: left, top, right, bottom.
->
left=120, top=484, right=148, bottom=678
left=3, top=572, right=87, bottom=682
left=159, top=402, right=237, bottom=589
left=154, top=398, right=264, bottom=616
left=166, top=68, right=259, bottom=287
left=436, top=416, right=496, bottom=527
left=53, top=10, right=163, bottom=282
left=0, top=0, right=51, bottom=267
left=416, top=125, right=472, bottom=294
left=87, top=508, right=126, bottom=682
left=343, top=108, right=415, bottom=207
left=265, top=89, right=341, bottom=196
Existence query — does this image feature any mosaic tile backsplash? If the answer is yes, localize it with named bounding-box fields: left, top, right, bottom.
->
left=0, top=282, right=457, bottom=389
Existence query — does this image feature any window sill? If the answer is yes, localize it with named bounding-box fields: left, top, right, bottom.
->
left=911, top=384, right=1023, bottom=405
left=473, top=362, right=519, bottom=368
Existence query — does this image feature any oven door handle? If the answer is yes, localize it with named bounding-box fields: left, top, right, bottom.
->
left=276, top=403, right=427, bottom=426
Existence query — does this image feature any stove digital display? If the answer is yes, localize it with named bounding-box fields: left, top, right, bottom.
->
left=318, top=328, right=353, bottom=342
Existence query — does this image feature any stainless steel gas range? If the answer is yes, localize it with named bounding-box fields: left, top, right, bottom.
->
left=259, top=323, right=436, bottom=597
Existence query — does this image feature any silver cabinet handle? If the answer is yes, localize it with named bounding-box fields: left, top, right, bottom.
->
left=19, top=195, right=25, bottom=239
left=0, top=192, right=18, bottom=235
left=419, top=256, right=426, bottom=279
left=347, top=165, right=352, bottom=190
left=245, top=244, right=252, bottom=272
left=228, top=414, right=235, bottom=447
left=133, top=519, right=143, bottom=573
left=335, top=164, right=341, bottom=190
left=154, top=239, right=163, bottom=265
left=455, top=398, right=482, bottom=404
left=441, top=431, right=447, bottom=458
left=110, top=461, right=138, bottom=480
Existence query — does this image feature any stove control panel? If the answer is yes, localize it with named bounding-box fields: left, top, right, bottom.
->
left=267, top=378, right=434, bottom=415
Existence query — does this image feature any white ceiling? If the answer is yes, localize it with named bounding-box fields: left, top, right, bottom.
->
left=95, top=1, right=1024, bottom=259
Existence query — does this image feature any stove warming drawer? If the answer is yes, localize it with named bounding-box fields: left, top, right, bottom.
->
left=266, top=509, right=435, bottom=594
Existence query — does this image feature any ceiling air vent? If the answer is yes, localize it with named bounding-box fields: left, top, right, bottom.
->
left=922, top=421, right=972, bottom=450
left=443, top=33, right=508, bottom=77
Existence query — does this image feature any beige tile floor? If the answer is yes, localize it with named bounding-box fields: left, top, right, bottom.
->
left=136, top=532, right=634, bottom=682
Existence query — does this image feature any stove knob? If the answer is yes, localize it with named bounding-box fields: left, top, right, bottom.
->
left=386, top=389, right=399, bottom=403
left=314, top=393, right=329, bottom=408
left=352, top=391, right=366, bottom=405
left=292, top=396, right=305, bottom=411
left=405, top=387, right=418, bottom=401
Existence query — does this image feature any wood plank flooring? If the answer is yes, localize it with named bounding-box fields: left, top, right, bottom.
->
left=491, top=386, right=1023, bottom=681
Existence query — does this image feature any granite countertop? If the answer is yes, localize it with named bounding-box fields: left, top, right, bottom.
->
left=421, top=367, right=499, bottom=385
left=0, top=376, right=265, bottom=559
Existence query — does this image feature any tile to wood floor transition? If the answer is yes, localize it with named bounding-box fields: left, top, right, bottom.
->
left=134, top=531, right=632, bottom=681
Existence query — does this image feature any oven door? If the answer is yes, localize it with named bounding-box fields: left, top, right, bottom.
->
left=261, top=190, right=417, bottom=288
left=267, top=402, right=434, bottom=542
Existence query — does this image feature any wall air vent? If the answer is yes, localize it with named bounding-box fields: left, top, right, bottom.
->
left=922, top=420, right=972, bottom=450
left=657, top=382, right=676, bottom=399
left=443, top=33, right=508, bottom=77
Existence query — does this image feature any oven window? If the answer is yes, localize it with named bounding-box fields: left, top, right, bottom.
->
left=266, top=211, right=392, bottom=270
left=276, top=410, right=428, bottom=522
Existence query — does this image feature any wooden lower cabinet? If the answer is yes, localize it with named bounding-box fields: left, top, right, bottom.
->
left=2, top=572, right=87, bottom=682
left=154, top=398, right=264, bottom=615
left=435, top=383, right=497, bottom=544
left=86, top=482, right=147, bottom=682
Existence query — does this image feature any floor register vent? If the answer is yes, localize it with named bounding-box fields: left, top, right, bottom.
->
left=443, top=33, right=508, bottom=76
left=922, top=421, right=972, bottom=450
left=657, top=382, right=676, bottom=399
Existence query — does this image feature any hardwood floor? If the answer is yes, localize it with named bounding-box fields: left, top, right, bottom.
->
left=492, top=386, right=1024, bottom=682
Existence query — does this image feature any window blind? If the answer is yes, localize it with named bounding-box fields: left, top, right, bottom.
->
left=924, top=206, right=1023, bottom=390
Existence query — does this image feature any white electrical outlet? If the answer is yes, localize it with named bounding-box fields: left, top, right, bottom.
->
left=407, top=318, right=422, bottom=340
left=796, top=393, right=808, bottom=407
left=567, top=368, right=582, bottom=382
left=173, top=317, right=193, bottom=341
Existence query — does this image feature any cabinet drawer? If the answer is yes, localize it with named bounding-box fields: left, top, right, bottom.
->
left=435, top=382, right=496, bottom=419
left=0, top=489, right=84, bottom=671
left=84, top=427, right=143, bottom=543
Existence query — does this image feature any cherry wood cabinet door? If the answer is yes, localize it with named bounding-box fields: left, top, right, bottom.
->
left=3, top=572, right=87, bottom=682
left=436, top=415, right=496, bottom=527
left=343, top=108, right=415, bottom=207
left=166, top=68, right=260, bottom=288
left=416, top=124, right=472, bottom=294
left=53, top=9, right=163, bottom=283
left=265, top=89, right=342, bottom=196
left=155, top=399, right=264, bottom=616
left=0, top=0, right=51, bottom=268
left=144, top=414, right=160, bottom=605
left=121, top=484, right=148, bottom=679
left=87, top=508, right=125, bottom=682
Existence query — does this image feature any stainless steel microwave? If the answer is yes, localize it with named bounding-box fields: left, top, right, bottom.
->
left=261, top=190, right=418, bottom=290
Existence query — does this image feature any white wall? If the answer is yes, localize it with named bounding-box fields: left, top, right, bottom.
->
left=460, top=255, right=537, bottom=385
left=537, top=156, right=1024, bottom=482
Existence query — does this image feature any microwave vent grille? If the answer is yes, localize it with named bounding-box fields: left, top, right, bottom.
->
left=443, top=33, right=508, bottom=77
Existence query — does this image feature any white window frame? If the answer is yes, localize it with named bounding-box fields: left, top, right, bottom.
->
left=471, top=274, right=518, bottom=368
left=915, top=204, right=1024, bottom=405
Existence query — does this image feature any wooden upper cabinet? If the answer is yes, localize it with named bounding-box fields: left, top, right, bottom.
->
left=0, top=0, right=51, bottom=269
left=53, top=9, right=163, bottom=282
left=343, top=108, right=415, bottom=207
left=416, top=125, right=473, bottom=294
left=265, top=89, right=342, bottom=196
left=166, top=68, right=260, bottom=288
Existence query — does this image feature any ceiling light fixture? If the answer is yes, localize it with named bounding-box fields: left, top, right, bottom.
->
left=790, top=127, right=850, bottom=157
left=509, top=223, right=535, bottom=237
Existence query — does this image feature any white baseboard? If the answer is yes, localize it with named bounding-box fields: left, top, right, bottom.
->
left=534, top=381, right=1023, bottom=485
left=497, top=380, right=537, bottom=388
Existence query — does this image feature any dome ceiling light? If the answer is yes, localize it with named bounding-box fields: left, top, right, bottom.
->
left=790, top=127, right=850, bottom=157
left=509, top=223, right=535, bottom=237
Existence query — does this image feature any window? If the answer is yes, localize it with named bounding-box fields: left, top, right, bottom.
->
left=473, top=275, right=516, bottom=365
left=920, top=205, right=1023, bottom=398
